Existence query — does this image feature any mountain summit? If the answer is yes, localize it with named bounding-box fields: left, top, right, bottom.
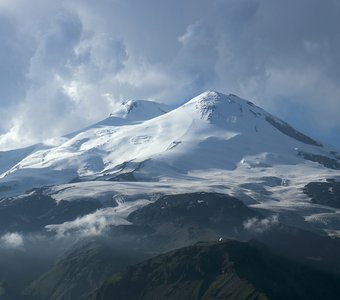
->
left=109, top=99, right=170, bottom=122
left=184, top=91, right=321, bottom=146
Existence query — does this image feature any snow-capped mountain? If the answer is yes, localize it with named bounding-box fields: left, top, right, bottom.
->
left=1, top=91, right=340, bottom=235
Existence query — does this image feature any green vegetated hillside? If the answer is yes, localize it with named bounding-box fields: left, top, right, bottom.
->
left=24, top=193, right=340, bottom=300
left=91, top=240, right=340, bottom=300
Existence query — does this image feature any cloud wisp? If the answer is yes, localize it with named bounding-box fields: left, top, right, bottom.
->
left=243, top=215, right=279, bottom=233
left=45, top=208, right=131, bottom=238
left=0, top=232, right=25, bottom=249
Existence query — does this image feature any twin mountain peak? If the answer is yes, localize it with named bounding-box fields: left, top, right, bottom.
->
left=1, top=90, right=339, bottom=198
left=108, top=90, right=321, bottom=147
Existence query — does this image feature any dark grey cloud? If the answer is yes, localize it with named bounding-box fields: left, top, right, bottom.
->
left=29, top=11, right=82, bottom=77
left=0, top=0, right=339, bottom=149
left=0, top=13, right=32, bottom=125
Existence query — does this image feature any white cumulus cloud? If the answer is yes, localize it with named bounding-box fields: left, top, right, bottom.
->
left=243, top=215, right=279, bottom=233
left=0, top=232, right=24, bottom=249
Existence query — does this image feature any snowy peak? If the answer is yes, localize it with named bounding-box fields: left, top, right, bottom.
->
left=110, top=99, right=170, bottom=122
left=84, top=99, right=170, bottom=129
left=183, top=91, right=261, bottom=124
left=182, top=90, right=322, bottom=147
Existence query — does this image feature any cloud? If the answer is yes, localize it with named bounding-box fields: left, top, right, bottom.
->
left=0, top=8, right=129, bottom=149
left=0, top=0, right=339, bottom=150
left=243, top=215, right=279, bottom=233
left=45, top=198, right=150, bottom=238
left=45, top=208, right=131, bottom=238
left=0, top=232, right=24, bottom=249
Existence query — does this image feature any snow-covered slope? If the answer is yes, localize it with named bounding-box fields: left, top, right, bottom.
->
left=0, top=91, right=339, bottom=192
left=65, top=99, right=170, bottom=137
left=0, top=91, right=340, bottom=235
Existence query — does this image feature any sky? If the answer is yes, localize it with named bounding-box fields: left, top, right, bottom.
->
left=0, top=0, right=339, bottom=150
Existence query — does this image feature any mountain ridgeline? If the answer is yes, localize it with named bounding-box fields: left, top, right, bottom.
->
left=1, top=91, right=339, bottom=198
